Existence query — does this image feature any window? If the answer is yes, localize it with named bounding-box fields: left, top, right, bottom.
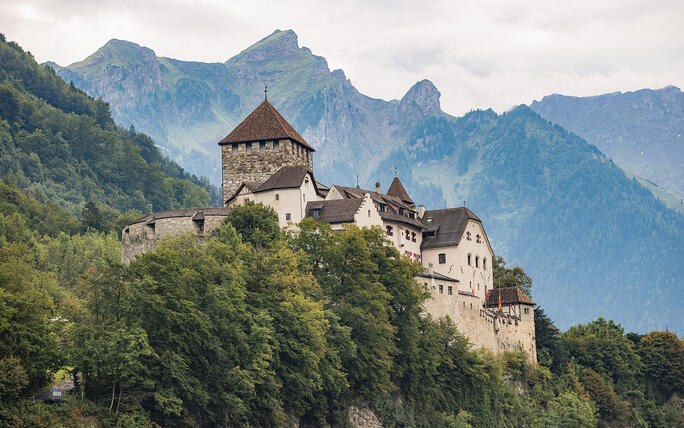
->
left=312, top=209, right=321, bottom=219
left=386, top=226, right=393, bottom=236
left=405, top=230, right=410, bottom=239
left=246, top=142, right=252, bottom=154
left=285, top=213, right=291, bottom=221
left=398, top=208, right=404, bottom=216
left=483, top=258, right=487, bottom=269
left=273, top=140, right=279, bottom=151
left=259, top=141, right=266, bottom=151
left=524, top=307, right=530, bottom=314
left=466, top=231, right=471, bottom=241
left=439, top=284, right=443, bottom=294
left=411, top=232, right=416, bottom=242
left=232, top=143, right=238, bottom=154
left=427, top=216, right=432, bottom=223
left=467, top=254, right=472, bottom=265
left=438, top=253, right=446, bottom=264
left=475, top=256, right=479, bottom=268
left=275, top=194, right=279, bottom=201
left=476, top=234, right=481, bottom=243
left=368, top=209, right=371, bottom=217
left=409, top=212, right=415, bottom=219
left=448, top=286, right=453, bottom=295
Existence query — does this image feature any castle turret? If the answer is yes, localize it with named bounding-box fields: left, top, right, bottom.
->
left=218, top=99, right=315, bottom=203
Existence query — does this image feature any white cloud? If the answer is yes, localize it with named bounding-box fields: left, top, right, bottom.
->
left=1, top=0, right=682, bottom=115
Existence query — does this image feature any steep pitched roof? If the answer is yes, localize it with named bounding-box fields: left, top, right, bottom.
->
left=218, top=100, right=314, bottom=151
left=305, top=199, right=363, bottom=224
left=329, top=185, right=424, bottom=229
left=386, top=177, right=414, bottom=205
left=420, top=207, right=482, bottom=249
left=255, top=165, right=310, bottom=192
left=485, top=287, right=535, bottom=307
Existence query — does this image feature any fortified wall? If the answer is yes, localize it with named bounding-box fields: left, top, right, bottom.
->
left=121, top=207, right=230, bottom=264
left=423, top=281, right=536, bottom=361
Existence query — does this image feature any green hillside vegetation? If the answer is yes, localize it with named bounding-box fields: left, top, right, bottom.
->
left=373, top=106, right=684, bottom=333
left=1, top=196, right=681, bottom=427
left=0, top=34, right=218, bottom=216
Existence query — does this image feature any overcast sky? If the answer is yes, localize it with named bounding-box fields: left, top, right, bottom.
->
left=1, top=0, right=683, bottom=115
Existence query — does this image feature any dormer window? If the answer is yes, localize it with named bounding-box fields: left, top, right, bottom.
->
left=409, top=212, right=415, bottom=219
left=398, top=208, right=404, bottom=216
left=312, top=209, right=321, bottom=219
left=427, top=217, right=432, bottom=223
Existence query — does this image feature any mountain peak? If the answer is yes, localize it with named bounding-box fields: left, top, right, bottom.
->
left=399, top=79, right=441, bottom=116
left=228, top=29, right=300, bottom=64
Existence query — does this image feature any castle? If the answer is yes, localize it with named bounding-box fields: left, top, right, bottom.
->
left=122, top=98, right=536, bottom=362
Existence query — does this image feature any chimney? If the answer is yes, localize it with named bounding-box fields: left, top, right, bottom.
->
left=418, top=205, right=425, bottom=218
left=375, top=182, right=381, bottom=193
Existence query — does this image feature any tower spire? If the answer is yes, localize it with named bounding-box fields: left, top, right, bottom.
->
left=264, top=84, right=268, bottom=101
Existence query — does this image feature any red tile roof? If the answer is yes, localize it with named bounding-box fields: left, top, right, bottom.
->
left=218, top=100, right=314, bottom=151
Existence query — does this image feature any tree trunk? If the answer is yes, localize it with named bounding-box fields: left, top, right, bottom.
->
left=116, top=383, right=122, bottom=413
left=109, top=382, right=116, bottom=413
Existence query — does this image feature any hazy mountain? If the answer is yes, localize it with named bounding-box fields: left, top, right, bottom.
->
left=49, top=30, right=684, bottom=333
left=49, top=30, right=445, bottom=207
left=531, top=87, right=684, bottom=200
left=0, top=35, right=212, bottom=215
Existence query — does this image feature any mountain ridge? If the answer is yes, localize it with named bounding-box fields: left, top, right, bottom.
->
left=49, top=30, right=684, bottom=333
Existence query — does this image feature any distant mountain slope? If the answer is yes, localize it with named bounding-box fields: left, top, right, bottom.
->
left=49, top=30, right=448, bottom=206
left=50, top=30, right=684, bottom=333
left=372, top=106, right=684, bottom=333
left=531, top=87, right=684, bottom=199
left=0, top=34, right=214, bottom=215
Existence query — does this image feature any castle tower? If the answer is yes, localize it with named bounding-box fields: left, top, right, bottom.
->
left=218, top=99, right=315, bottom=204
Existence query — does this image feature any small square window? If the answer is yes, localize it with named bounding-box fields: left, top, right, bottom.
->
left=438, top=253, right=446, bottom=264
left=285, top=213, right=291, bottom=221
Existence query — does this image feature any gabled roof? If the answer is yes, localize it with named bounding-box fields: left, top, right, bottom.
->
left=218, top=100, right=314, bottom=151
left=329, top=185, right=425, bottom=229
left=420, top=207, right=482, bottom=249
left=386, top=177, right=414, bottom=205
left=305, top=199, right=363, bottom=224
left=485, top=287, right=535, bottom=307
left=255, top=165, right=311, bottom=192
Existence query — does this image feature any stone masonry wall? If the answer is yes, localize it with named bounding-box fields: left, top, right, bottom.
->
left=121, top=213, right=229, bottom=264
left=221, top=138, right=313, bottom=202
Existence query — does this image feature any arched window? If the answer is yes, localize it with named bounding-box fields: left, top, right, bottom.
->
left=467, top=254, right=471, bottom=265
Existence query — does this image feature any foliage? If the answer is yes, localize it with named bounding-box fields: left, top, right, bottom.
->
left=492, top=255, right=533, bottom=298
left=0, top=181, right=681, bottom=427
left=0, top=36, right=215, bottom=216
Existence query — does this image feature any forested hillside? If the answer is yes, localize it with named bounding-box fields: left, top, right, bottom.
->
left=372, top=106, right=684, bottom=333
left=1, top=195, right=681, bottom=427
left=0, top=34, right=218, bottom=215
left=531, top=86, right=684, bottom=199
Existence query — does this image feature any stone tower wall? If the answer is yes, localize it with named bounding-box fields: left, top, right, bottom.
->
left=121, top=213, right=228, bottom=264
left=221, top=138, right=313, bottom=202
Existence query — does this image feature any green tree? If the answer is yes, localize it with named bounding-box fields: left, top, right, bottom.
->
left=492, top=255, right=532, bottom=298
left=637, top=331, right=684, bottom=400
left=225, top=201, right=280, bottom=250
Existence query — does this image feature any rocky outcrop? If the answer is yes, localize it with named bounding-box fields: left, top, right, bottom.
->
left=348, top=405, right=383, bottom=428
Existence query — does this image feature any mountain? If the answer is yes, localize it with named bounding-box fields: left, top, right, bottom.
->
left=48, top=31, right=447, bottom=206
left=50, top=30, right=684, bottom=333
left=373, top=106, right=684, bottom=333
left=531, top=87, right=684, bottom=200
left=0, top=34, right=215, bottom=215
